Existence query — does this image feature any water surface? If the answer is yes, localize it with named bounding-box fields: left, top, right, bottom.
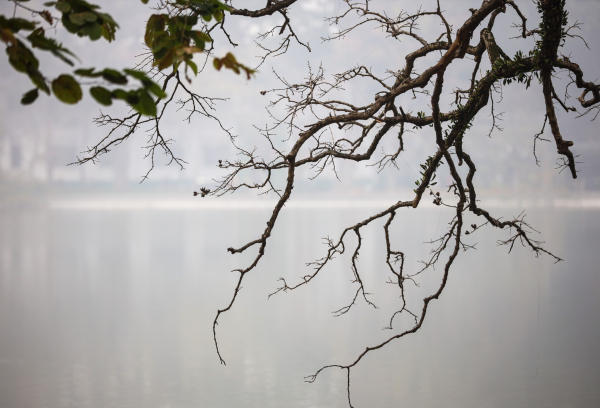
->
left=1, top=204, right=599, bottom=408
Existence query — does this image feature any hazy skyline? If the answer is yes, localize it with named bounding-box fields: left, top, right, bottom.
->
left=1, top=0, right=599, bottom=194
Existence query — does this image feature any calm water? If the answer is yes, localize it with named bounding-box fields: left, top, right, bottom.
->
left=1, top=202, right=599, bottom=408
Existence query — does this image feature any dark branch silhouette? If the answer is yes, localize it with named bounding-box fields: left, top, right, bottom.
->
left=69, top=1, right=598, bottom=405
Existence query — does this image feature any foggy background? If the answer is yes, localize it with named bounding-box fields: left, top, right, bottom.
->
left=1, top=0, right=599, bottom=199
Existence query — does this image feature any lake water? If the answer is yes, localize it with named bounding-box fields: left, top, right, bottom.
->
left=1, top=200, right=599, bottom=408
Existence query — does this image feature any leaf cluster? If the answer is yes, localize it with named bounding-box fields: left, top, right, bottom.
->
left=44, top=0, right=118, bottom=42
left=1, top=14, right=75, bottom=94
left=413, top=155, right=444, bottom=193
left=2, top=1, right=167, bottom=115
left=533, top=0, right=569, bottom=65
left=144, top=0, right=254, bottom=78
left=20, top=67, right=165, bottom=116
left=75, top=68, right=167, bottom=116
left=2, top=0, right=255, bottom=116
left=144, top=13, right=213, bottom=73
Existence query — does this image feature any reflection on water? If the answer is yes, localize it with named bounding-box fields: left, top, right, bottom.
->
left=0, top=204, right=599, bottom=408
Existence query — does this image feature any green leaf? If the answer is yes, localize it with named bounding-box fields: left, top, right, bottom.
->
left=74, top=67, right=102, bottom=77
left=132, top=89, right=156, bottom=116
left=61, top=13, right=79, bottom=33
left=123, top=69, right=166, bottom=99
left=29, top=69, right=50, bottom=94
left=21, top=88, right=39, bottom=105
left=98, top=12, right=117, bottom=27
left=124, top=92, right=139, bottom=105
left=5, top=40, right=49, bottom=94
left=111, top=89, right=128, bottom=100
left=145, top=81, right=166, bottom=99
left=6, top=41, right=39, bottom=73
left=51, top=74, right=82, bottom=104
left=150, top=32, right=172, bottom=54
left=145, top=14, right=166, bottom=48
left=101, top=68, right=127, bottom=84
left=123, top=68, right=149, bottom=81
left=188, top=30, right=211, bottom=50
left=69, top=12, right=97, bottom=26
left=173, top=15, right=198, bottom=29
left=79, top=22, right=102, bottom=40
left=156, top=46, right=178, bottom=71
left=193, top=30, right=212, bottom=42
left=82, top=12, right=99, bottom=23
left=0, top=17, right=37, bottom=33
left=90, top=86, right=112, bottom=106
left=98, top=13, right=118, bottom=42
left=55, top=1, right=71, bottom=13
left=27, top=28, right=76, bottom=66
left=186, top=59, right=198, bottom=76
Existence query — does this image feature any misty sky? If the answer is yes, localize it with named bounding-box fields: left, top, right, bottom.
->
left=1, top=0, right=599, bottom=193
